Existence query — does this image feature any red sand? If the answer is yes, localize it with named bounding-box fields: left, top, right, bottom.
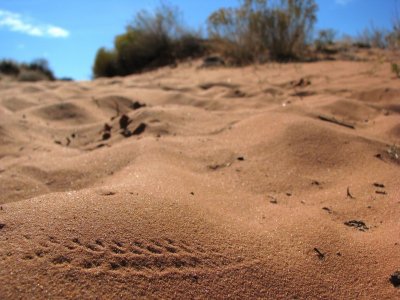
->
left=0, top=52, right=400, bottom=299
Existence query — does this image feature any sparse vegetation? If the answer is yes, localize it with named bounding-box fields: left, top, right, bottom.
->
left=355, top=26, right=389, bottom=49
left=315, top=29, right=336, bottom=52
left=93, top=0, right=318, bottom=77
left=0, top=58, right=55, bottom=81
left=206, top=0, right=318, bottom=64
left=93, top=4, right=205, bottom=78
left=92, top=0, right=400, bottom=78
left=353, top=10, right=400, bottom=51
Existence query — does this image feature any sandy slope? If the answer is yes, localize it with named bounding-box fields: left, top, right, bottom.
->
left=0, top=54, right=400, bottom=299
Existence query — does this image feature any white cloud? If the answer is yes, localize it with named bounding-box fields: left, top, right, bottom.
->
left=335, top=0, right=354, bottom=5
left=46, top=26, right=69, bottom=38
left=0, top=9, right=70, bottom=38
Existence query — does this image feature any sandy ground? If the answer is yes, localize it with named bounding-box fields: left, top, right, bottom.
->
left=0, top=53, right=400, bottom=299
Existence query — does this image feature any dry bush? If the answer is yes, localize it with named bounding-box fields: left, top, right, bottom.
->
left=115, top=6, right=178, bottom=75
left=172, top=33, right=206, bottom=60
left=23, top=59, right=55, bottom=80
left=355, top=26, right=389, bottom=49
left=17, top=70, right=49, bottom=82
left=315, top=29, right=336, bottom=52
left=207, top=0, right=318, bottom=64
left=354, top=7, right=400, bottom=51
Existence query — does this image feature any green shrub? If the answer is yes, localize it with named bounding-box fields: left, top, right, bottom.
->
left=116, top=28, right=172, bottom=75
left=207, top=0, right=318, bottom=64
left=117, top=6, right=176, bottom=74
left=93, top=48, right=119, bottom=77
left=93, top=4, right=205, bottom=78
left=172, top=33, right=206, bottom=60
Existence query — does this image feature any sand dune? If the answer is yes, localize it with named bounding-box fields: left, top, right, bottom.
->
left=0, top=56, right=399, bottom=299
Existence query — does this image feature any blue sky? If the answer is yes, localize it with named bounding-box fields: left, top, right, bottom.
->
left=0, top=0, right=398, bottom=80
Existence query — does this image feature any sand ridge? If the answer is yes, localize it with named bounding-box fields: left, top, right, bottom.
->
left=0, top=56, right=400, bottom=299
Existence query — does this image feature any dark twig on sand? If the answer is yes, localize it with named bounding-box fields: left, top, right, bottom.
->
left=347, top=187, right=356, bottom=199
left=373, top=183, right=385, bottom=188
left=344, top=220, right=369, bottom=231
left=322, top=207, right=333, bottom=214
left=314, top=248, right=325, bottom=260
left=318, top=115, right=355, bottom=129
left=268, top=195, right=278, bottom=204
left=376, top=191, right=387, bottom=195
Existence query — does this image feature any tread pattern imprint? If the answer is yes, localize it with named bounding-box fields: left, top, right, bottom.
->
left=4, top=235, right=254, bottom=276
